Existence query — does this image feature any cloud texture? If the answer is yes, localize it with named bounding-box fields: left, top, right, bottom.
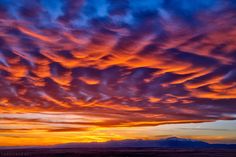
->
left=0, top=0, right=236, bottom=144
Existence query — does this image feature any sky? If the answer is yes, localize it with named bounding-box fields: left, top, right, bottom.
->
left=0, top=0, right=236, bottom=146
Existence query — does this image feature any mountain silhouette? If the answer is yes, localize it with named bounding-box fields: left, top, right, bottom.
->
left=1, top=137, right=236, bottom=149
left=53, top=137, right=236, bottom=149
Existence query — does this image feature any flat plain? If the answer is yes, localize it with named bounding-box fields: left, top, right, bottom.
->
left=1, top=148, right=236, bottom=157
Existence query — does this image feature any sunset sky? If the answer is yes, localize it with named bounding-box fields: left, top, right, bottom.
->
left=0, top=0, right=236, bottom=146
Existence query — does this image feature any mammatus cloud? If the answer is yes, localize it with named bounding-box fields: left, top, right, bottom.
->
left=0, top=0, right=236, bottom=145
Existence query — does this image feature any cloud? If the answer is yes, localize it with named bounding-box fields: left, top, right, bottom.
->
left=0, top=0, right=235, bottom=138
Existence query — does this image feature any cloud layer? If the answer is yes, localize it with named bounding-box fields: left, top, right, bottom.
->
left=0, top=0, right=236, bottom=144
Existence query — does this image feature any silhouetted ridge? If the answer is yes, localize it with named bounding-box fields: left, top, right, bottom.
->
left=51, top=137, right=235, bottom=149
left=1, top=137, right=236, bottom=149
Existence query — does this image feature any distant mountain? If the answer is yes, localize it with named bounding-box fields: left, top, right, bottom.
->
left=153, top=137, right=209, bottom=148
left=53, top=137, right=236, bottom=149
left=1, top=137, right=236, bottom=149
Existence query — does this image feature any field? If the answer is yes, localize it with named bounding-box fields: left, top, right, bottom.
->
left=1, top=148, right=236, bottom=157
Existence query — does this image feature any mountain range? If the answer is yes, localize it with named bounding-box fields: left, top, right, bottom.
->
left=53, top=137, right=236, bottom=149
left=1, top=137, right=236, bottom=149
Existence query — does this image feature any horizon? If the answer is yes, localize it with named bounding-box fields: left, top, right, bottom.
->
left=0, top=0, right=236, bottom=147
left=1, top=136, right=236, bottom=148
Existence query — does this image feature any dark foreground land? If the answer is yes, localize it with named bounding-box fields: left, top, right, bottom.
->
left=1, top=148, right=236, bottom=157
